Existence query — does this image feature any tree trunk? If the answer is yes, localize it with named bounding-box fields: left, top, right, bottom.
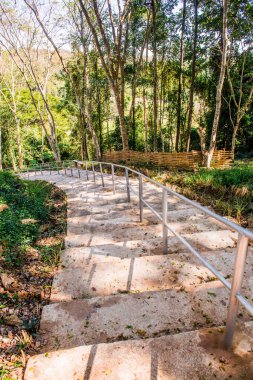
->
left=143, top=87, right=149, bottom=152
left=41, top=126, right=44, bottom=163
left=206, top=0, right=229, bottom=168
left=231, top=121, right=239, bottom=161
left=114, top=88, right=129, bottom=151
left=151, top=0, right=158, bottom=151
left=132, top=91, right=136, bottom=150
left=186, top=0, right=198, bottom=152
left=175, top=0, right=186, bottom=152
left=16, top=119, right=23, bottom=169
left=132, top=34, right=136, bottom=150
left=9, top=144, right=17, bottom=171
left=119, top=59, right=129, bottom=151
left=83, top=56, right=101, bottom=160
left=0, top=125, right=2, bottom=170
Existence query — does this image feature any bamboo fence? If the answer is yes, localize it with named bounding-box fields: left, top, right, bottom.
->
left=103, top=150, right=232, bottom=170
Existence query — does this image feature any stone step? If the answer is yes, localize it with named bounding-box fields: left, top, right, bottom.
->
left=24, top=171, right=253, bottom=380
left=61, top=241, right=160, bottom=262
left=24, top=322, right=253, bottom=380
left=167, top=229, right=237, bottom=253
left=66, top=216, right=224, bottom=236
left=50, top=248, right=253, bottom=301
left=64, top=231, right=163, bottom=249
left=64, top=229, right=237, bottom=252
left=67, top=202, right=135, bottom=219
left=38, top=282, right=252, bottom=351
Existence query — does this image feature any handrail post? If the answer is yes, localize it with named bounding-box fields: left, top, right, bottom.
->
left=57, top=163, right=60, bottom=175
left=64, top=162, right=66, bottom=175
left=70, top=166, right=73, bottom=176
left=78, top=166, right=81, bottom=178
left=111, top=164, right=115, bottom=194
left=92, top=162, right=96, bottom=183
left=139, top=174, right=143, bottom=222
left=224, top=234, right=249, bottom=349
left=85, top=161, right=89, bottom=180
left=49, top=165, right=52, bottom=175
left=99, top=162, right=104, bottom=187
left=40, top=164, right=42, bottom=175
left=162, top=189, right=168, bottom=254
left=125, top=168, right=130, bottom=202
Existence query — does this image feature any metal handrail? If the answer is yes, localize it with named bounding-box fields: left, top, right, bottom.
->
left=16, top=159, right=253, bottom=349
left=74, top=160, right=253, bottom=349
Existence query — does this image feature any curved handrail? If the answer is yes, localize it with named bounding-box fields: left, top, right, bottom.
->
left=78, top=160, right=253, bottom=240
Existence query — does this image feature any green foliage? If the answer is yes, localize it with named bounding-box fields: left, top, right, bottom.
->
left=181, top=166, right=253, bottom=189
left=159, top=162, right=253, bottom=225
left=0, top=172, right=62, bottom=266
left=0, top=0, right=252, bottom=164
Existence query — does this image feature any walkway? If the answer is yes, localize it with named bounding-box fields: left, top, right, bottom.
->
left=24, top=168, right=253, bottom=379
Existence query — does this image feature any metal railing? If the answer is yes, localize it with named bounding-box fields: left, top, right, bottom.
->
left=17, top=159, right=253, bottom=349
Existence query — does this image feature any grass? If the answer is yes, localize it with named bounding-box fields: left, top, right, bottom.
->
left=0, top=171, right=66, bottom=266
left=0, top=171, right=67, bottom=379
left=155, top=161, right=253, bottom=227
left=127, top=159, right=253, bottom=228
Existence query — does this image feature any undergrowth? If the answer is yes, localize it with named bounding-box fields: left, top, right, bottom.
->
left=0, top=171, right=66, bottom=267
left=0, top=172, right=67, bottom=379
left=156, top=164, right=253, bottom=227
left=127, top=160, right=253, bottom=227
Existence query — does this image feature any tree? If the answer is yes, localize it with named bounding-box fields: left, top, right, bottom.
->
left=0, top=3, right=61, bottom=161
left=151, top=0, right=158, bottom=151
left=175, top=0, right=186, bottom=152
left=227, top=50, right=253, bottom=160
left=205, top=0, right=229, bottom=168
left=0, top=60, right=24, bottom=169
left=24, top=0, right=102, bottom=159
left=78, top=0, right=130, bottom=150
left=186, top=0, right=198, bottom=152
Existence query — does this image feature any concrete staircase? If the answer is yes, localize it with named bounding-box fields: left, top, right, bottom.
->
left=24, top=169, right=253, bottom=379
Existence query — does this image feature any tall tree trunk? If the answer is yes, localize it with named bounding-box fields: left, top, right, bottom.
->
left=151, top=0, right=158, bottom=151
left=132, top=92, right=136, bottom=150
left=83, top=56, right=101, bottom=160
left=94, top=55, right=103, bottom=155
left=9, top=142, right=17, bottom=171
left=175, top=0, right=186, bottom=152
left=205, top=0, right=229, bottom=168
left=132, top=33, right=136, bottom=150
left=186, top=0, right=198, bottom=152
left=0, top=125, right=2, bottom=170
left=231, top=121, right=239, bottom=161
left=143, top=87, right=149, bottom=152
left=16, top=118, right=23, bottom=169
left=227, top=51, right=253, bottom=161
left=119, top=59, right=129, bottom=151
left=114, top=89, right=129, bottom=151
left=80, top=117, right=89, bottom=160
left=41, top=126, right=44, bottom=163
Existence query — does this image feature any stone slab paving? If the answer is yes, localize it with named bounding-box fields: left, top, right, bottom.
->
left=26, top=323, right=253, bottom=380
left=51, top=248, right=253, bottom=301
left=22, top=168, right=253, bottom=379
left=40, top=281, right=253, bottom=351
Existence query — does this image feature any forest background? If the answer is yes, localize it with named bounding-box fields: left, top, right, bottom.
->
left=0, top=0, right=252, bottom=170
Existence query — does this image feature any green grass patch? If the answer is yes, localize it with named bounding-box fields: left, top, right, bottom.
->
left=128, top=159, right=253, bottom=227
left=0, top=171, right=66, bottom=267
left=155, top=163, right=253, bottom=227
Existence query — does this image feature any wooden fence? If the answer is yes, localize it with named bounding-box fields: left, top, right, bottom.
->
left=103, top=150, right=232, bottom=170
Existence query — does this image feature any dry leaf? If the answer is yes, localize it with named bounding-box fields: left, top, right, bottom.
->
left=4, top=314, right=22, bottom=326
